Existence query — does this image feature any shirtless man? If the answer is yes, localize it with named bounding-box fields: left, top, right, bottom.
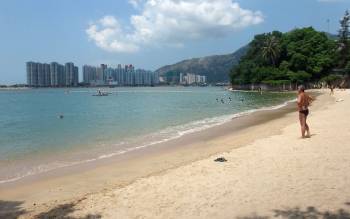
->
left=297, top=85, right=314, bottom=138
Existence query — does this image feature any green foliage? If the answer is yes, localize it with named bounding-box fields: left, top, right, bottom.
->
left=345, top=61, right=350, bottom=75
left=287, top=71, right=312, bottom=84
left=261, top=35, right=281, bottom=66
left=279, top=61, right=290, bottom=72
left=230, top=27, right=337, bottom=86
left=321, top=74, right=342, bottom=85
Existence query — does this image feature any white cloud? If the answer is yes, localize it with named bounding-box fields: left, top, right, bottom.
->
left=86, top=0, right=264, bottom=53
left=129, top=0, right=144, bottom=8
left=86, top=16, right=140, bottom=53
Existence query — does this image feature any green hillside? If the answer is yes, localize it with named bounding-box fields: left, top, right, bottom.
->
left=155, top=46, right=248, bottom=83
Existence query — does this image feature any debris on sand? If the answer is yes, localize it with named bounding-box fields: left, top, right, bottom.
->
left=214, top=157, right=227, bottom=162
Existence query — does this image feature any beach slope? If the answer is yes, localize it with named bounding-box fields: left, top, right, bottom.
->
left=4, top=90, right=350, bottom=219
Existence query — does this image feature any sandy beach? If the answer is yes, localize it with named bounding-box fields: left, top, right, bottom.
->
left=1, top=89, right=350, bottom=218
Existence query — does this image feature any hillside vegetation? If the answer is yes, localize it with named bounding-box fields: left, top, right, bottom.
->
left=230, top=11, right=350, bottom=88
left=230, top=27, right=337, bottom=86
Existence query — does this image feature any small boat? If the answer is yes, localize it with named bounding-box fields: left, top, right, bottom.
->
left=92, top=89, right=110, bottom=96
left=92, top=93, right=109, bottom=96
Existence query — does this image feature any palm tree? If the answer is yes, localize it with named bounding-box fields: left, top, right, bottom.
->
left=261, top=35, right=280, bottom=66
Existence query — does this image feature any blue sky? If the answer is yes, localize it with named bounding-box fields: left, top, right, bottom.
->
left=0, top=0, right=348, bottom=84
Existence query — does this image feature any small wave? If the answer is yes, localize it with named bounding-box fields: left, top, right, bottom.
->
left=0, top=98, right=296, bottom=184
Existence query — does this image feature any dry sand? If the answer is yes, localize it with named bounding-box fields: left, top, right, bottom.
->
left=2, top=89, right=350, bottom=219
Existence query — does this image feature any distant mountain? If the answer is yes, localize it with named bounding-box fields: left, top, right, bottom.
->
left=155, top=46, right=248, bottom=83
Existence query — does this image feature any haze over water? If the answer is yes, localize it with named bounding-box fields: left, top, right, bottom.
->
left=0, top=87, right=295, bottom=183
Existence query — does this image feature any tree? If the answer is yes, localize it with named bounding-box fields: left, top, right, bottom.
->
left=338, top=10, right=350, bottom=68
left=321, top=74, right=342, bottom=86
left=279, top=61, right=290, bottom=72
left=261, top=35, right=281, bottom=66
left=345, top=61, right=350, bottom=75
left=287, top=71, right=312, bottom=86
left=230, top=27, right=337, bottom=87
left=289, top=53, right=307, bottom=71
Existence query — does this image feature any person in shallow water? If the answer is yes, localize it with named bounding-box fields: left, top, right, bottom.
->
left=297, top=85, right=314, bottom=138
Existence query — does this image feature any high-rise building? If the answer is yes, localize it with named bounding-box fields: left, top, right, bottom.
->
left=63, top=62, right=79, bottom=86
left=81, top=63, right=158, bottom=86
left=187, top=73, right=197, bottom=84
left=105, top=67, right=116, bottom=84
left=50, top=62, right=58, bottom=86
left=116, top=64, right=125, bottom=85
left=143, top=70, right=152, bottom=86
left=43, top=64, right=51, bottom=86
left=26, top=62, right=32, bottom=86
left=100, top=64, right=107, bottom=82
left=59, top=64, right=65, bottom=85
left=83, top=65, right=97, bottom=84
left=134, top=69, right=142, bottom=86
left=37, top=63, right=52, bottom=87
left=73, top=66, right=79, bottom=86
left=179, top=73, right=207, bottom=85
left=26, top=62, right=38, bottom=87
left=97, top=65, right=105, bottom=84
left=37, top=63, right=44, bottom=87
left=65, top=62, right=74, bottom=86
left=152, top=72, right=160, bottom=85
left=26, top=61, right=78, bottom=87
left=179, top=73, right=184, bottom=84
left=82, top=64, right=106, bottom=86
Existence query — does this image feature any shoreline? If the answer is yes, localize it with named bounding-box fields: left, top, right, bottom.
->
left=0, top=93, right=296, bottom=185
left=0, top=89, right=335, bottom=218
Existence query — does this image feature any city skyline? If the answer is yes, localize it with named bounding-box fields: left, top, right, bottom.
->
left=0, top=0, right=348, bottom=84
left=82, top=63, right=160, bottom=86
left=26, top=61, right=161, bottom=87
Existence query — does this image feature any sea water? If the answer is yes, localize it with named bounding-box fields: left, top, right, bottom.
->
left=0, top=87, right=295, bottom=183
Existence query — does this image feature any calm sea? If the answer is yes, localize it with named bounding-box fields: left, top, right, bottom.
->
left=0, top=87, right=295, bottom=183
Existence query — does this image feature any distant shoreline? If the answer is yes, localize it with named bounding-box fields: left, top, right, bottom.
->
left=0, top=87, right=29, bottom=90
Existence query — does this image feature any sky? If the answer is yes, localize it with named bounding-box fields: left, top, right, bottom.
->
left=0, top=0, right=349, bottom=84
